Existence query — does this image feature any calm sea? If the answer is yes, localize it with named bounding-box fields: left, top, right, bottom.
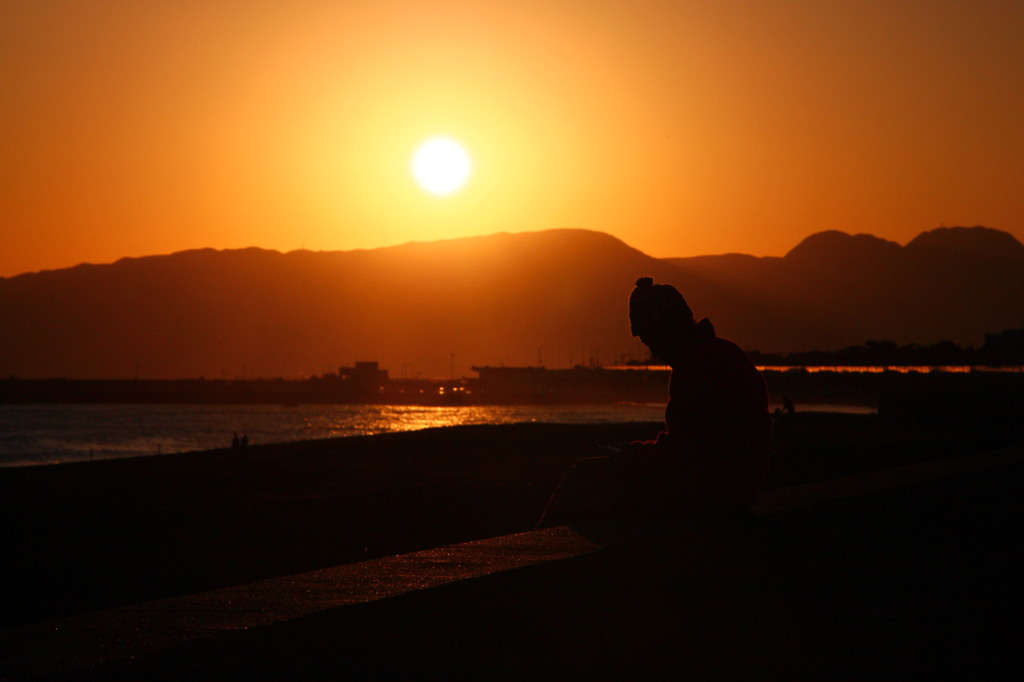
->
left=0, top=402, right=874, bottom=467
left=0, top=403, right=666, bottom=467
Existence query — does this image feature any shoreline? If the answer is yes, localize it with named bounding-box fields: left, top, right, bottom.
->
left=0, top=403, right=669, bottom=468
left=2, top=415, right=1021, bottom=630
left=0, top=422, right=659, bottom=628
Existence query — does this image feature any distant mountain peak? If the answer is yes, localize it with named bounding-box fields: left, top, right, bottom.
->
left=905, top=226, right=1024, bottom=260
left=784, top=230, right=902, bottom=263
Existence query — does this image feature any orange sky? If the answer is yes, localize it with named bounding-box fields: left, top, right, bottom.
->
left=2, top=0, right=1022, bottom=277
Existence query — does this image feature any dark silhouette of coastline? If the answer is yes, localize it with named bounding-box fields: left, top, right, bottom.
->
left=3, top=359, right=1022, bottom=418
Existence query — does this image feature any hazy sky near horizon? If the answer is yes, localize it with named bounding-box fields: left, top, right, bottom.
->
left=2, top=0, right=1022, bottom=277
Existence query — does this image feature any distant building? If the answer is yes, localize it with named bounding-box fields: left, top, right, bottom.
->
left=339, top=361, right=389, bottom=385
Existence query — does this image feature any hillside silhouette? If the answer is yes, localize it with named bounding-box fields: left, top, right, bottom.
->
left=2, top=227, right=1022, bottom=379
left=665, top=226, right=1024, bottom=354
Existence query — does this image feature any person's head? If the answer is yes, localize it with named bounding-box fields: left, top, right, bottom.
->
left=628, top=277, right=695, bottom=362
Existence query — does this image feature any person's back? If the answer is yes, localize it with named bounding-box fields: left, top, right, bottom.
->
left=538, top=277, right=771, bottom=529
left=626, top=315, right=771, bottom=519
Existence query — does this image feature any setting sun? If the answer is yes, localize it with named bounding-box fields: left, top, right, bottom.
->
left=411, top=137, right=472, bottom=196
left=1, top=1, right=1022, bottom=276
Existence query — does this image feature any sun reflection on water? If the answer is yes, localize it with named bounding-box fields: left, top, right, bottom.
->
left=0, top=403, right=666, bottom=467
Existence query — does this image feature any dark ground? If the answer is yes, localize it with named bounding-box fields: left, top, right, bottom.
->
left=2, top=414, right=1023, bottom=678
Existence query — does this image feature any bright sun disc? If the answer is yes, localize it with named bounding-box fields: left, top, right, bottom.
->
left=411, top=137, right=471, bottom=195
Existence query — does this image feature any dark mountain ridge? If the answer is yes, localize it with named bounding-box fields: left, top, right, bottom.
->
left=2, top=227, right=1022, bottom=379
left=2, top=230, right=676, bottom=379
left=666, top=226, right=1024, bottom=354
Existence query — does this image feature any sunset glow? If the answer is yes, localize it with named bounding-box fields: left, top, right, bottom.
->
left=1, top=1, right=1022, bottom=276
left=411, top=138, right=472, bottom=195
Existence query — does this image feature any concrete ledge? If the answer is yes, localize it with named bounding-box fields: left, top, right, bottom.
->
left=0, top=526, right=601, bottom=680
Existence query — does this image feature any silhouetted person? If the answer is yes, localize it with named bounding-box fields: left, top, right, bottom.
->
left=782, top=395, right=795, bottom=415
left=539, top=277, right=772, bottom=529
left=232, top=432, right=240, bottom=450
left=240, top=434, right=248, bottom=448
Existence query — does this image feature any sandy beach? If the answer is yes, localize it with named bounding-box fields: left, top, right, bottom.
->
left=1, top=421, right=659, bottom=628
left=1, top=414, right=1018, bottom=625
left=2, top=413, right=1022, bottom=677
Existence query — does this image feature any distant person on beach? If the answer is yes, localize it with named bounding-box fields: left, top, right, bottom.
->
left=539, top=276, right=772, bottom=528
